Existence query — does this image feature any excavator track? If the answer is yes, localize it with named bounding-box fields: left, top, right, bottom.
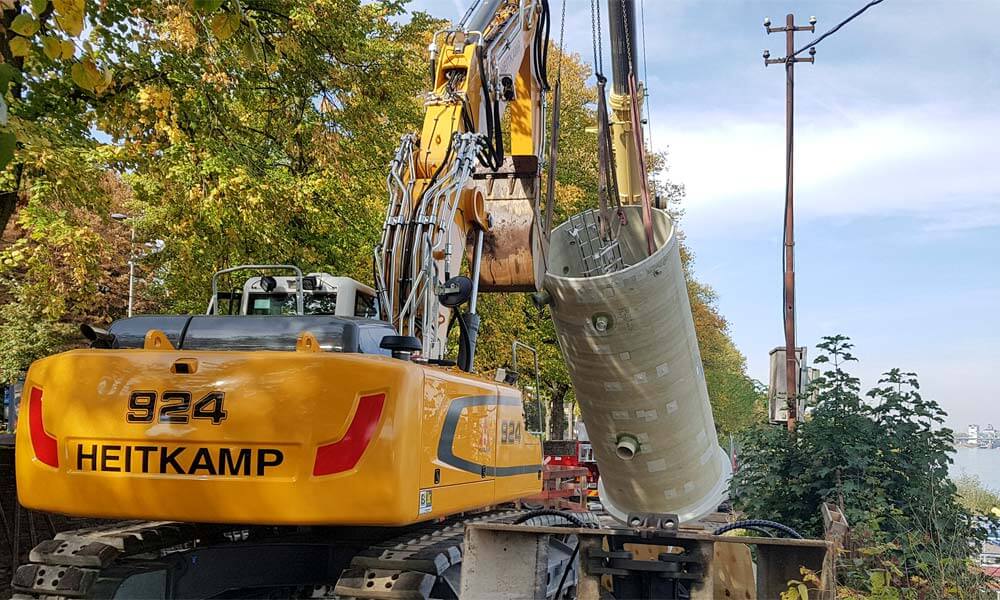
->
left=11, top=520, right=236, bottom=599
left=10, top=510, right=587, bottom=599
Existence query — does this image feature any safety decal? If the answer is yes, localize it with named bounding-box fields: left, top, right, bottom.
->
left=419, top=489, right=433, bottom=515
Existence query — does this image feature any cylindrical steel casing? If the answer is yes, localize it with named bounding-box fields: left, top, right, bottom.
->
left=544, top=206, right=730, bottom=523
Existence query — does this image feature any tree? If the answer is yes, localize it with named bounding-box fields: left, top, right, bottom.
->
left=0, top=0, right=440, bottom=380
left=955, top=475, right=1000, bottom=517
left=731, top=335, right=991, bottom=597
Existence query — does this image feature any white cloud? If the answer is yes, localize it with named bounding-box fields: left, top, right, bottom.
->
left=653, top=105, right=1000, bottom=236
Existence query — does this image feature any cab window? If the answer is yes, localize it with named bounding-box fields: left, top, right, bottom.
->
left=304, top=292, right=338, bottom=315
left=355, top=293, right=376, bottom=318
left=249, top=293, right=298, bottom=315
left=248, top=292, right=339, bottom=315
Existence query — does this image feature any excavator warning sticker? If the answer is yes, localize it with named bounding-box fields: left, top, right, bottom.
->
left=419, top=489, right=433, bottom=515
left=68, top=440, right=296, bottom=479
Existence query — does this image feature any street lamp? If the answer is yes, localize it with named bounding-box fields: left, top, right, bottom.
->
left=110, top=213, right=165, bottom=318
left=110, top=213, right=136, bottom=317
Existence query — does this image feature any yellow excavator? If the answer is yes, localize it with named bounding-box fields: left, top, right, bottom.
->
left=14, top=1, right=563, bottom=597
left=12, top=1, right=833, bottom=598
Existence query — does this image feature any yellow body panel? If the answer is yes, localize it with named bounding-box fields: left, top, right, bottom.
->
left=16, top=348, right=541, bottom=526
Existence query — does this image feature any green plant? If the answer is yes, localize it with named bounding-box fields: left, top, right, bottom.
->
left=731, top=335, right=993, bottom=598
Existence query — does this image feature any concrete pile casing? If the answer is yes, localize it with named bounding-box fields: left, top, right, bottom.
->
left=544, top=206, right=730, bottom=523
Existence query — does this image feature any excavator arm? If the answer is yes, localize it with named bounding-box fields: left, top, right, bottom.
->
left=376, top=0, right=552, bottom=366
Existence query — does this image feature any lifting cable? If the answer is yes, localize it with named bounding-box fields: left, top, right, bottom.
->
left=639, top=0, right=653, bottom=151
left=543, top=0, right=567, bottom=237
left=591, top=0, right=623, bottom=240
left=620, top=0, right=655, bottom=255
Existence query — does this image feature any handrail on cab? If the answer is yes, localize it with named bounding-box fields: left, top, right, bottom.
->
left=207, top=265, right=305, bottom=316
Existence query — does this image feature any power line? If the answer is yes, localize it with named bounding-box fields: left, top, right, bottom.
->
left=790, top=0, right=886, bottom=59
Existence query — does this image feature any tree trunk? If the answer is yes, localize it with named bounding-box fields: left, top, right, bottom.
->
left=548, top=382, right=569, bottom=440
left=0, top=3, right=27, bottom=236
left=0, top=164, right=22, bottom=236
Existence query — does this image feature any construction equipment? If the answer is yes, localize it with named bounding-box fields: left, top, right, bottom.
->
left=13, top=1, right=560, bottom=597
left=12, top=1, right=833, bottom=598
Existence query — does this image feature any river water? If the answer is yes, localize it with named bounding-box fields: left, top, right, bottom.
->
left=950, top=446, right=1000, bottom=490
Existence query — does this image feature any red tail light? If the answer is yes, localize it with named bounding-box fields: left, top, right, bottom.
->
left=312, top=393, right=385, bottom=476
left=28, top=387, right=59, bottom=468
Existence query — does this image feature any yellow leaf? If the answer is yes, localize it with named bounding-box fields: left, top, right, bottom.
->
left=82, top=58, right=101, bottom=87
left=11, top=14, right=40, bottom=37
left=52, top=0, right=84, bottom=37
left=797, top=583, right=809, bottom=599
left=60, top=39, right=75, bottom=59
left=42, top=35, right=61, bottom=60
left=9, top=37, right=31, bottom=57
left=71, top=62, right=92, bottom=90
left=94, top=68, right=113, bottom=94
left=210, top=11, right=240, bottom=40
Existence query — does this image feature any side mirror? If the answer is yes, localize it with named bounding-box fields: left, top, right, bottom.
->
left=380, top=335, right=422, bottom=361
left=438, top=276, right=473, bottom=308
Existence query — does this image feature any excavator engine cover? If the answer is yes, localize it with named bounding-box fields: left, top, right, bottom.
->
left=16, top=316, right=542, bottom=526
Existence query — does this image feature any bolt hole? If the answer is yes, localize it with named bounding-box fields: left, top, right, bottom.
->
left=37, top=579, right=44, bottom=586
left=367, top=572, right=376, bottom=579
left=391, top=574, right=399, bottom=580
left=385, top=582, right=393, bottom=588
left=366, top=581, right=374, bottom=588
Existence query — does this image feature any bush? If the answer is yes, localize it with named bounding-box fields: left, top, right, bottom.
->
left=730, top=335, right=993, bottom=598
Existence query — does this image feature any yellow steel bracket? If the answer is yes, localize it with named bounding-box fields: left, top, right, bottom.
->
left=143, top=329, right=175, bottom=350
left=295, top=331, right=323, bottom=353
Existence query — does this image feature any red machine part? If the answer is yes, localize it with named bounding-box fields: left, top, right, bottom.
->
left=543, top=439, right=599, bottom=497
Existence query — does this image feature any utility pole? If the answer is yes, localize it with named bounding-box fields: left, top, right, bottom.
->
left=764, top=14, right=815, bottom=432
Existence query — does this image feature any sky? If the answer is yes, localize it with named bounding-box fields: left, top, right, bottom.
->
left=401, top=0, right=1000, bottom=431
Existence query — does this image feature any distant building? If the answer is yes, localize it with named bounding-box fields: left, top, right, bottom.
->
left=960, top=424, right=1000, bottom=449
left=983, top=425, right=999, bottom=449
left=969, top=425, right=981, bottom=447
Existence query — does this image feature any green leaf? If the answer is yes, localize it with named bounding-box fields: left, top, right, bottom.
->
left=210, top=11, right=240, bottom=40
left=42, top=35, right=61, bottom=60
left=0, top=132, right=16, bottom=170
left=193, top=0, right=224, bottom=13
left=0, top=64, right=22, bottom=96
left=9, top=36, right=32, bottom=57
left=31, top=0, right=48, bottom=15
left=70, top=61, right=97, bottom=91
left=11, top=14, right=40, bottom=37
left=52, top=0, right=84, bottom=36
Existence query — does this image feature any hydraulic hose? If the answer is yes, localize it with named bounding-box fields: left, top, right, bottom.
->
left=713, top=519, right=803, bottom=539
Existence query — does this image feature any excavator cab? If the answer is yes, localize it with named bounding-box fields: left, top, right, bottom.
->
left=206, top=265, right=378, bottom=319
